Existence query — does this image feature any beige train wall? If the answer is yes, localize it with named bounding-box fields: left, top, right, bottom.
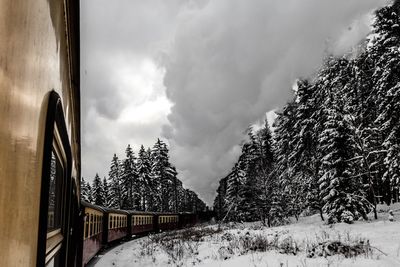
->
left=0, top=0, right=80, bottom=266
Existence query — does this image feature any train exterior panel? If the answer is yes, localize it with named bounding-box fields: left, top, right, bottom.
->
left=82, top=203, right=105, bottom=266
left=131, top=213, right=154, bottom=234
left=0, top=0, right=80, bottom=266
left=158, top=214, right=179, bottom=231
left=106, top=211, right=129, bottom=243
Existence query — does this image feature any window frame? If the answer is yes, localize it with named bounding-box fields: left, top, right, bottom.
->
left=37, top=92, right=73, bottom=267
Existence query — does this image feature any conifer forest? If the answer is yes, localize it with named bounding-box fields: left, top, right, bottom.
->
left=81, top=138, right=207, bottom=213
left=213, top=3, right=400, bottom=225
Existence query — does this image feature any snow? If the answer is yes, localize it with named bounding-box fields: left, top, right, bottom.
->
left=90, top=204, right=400, bottom=267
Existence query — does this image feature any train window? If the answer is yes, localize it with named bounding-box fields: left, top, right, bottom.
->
left=85, top=214, right=89, bottom=239
left=47, top=150, right=63, bottom=231
left=94, top=215, right=99, bottom=235
left=44, top=144, right=65, bottom=266
left=90, top=214, right=93, bottom=236
left=93, top=215, right=96, bottom=235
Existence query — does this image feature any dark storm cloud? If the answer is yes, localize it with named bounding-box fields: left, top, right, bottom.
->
left=161, top=0, right=386, bottom=204
left=81, top=0, right=387, bottom=205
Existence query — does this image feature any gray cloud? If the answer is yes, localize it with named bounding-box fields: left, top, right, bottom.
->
left=81, top=0, right=182, bottom=180
left=161, top=0, right=386, bottom=204
left=81, top=0, right=387, bottom=205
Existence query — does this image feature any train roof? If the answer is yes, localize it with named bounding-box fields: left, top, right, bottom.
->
left=103, top=207, right=129, bottom=215
left=81, top=200, right=106, bottom=212
left=80, top=200, right=196, bottom=216
left=128, top=211, right=156, bottom=215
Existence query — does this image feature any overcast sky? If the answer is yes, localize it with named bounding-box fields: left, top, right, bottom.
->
left=81, top=0, right=386, bottom=205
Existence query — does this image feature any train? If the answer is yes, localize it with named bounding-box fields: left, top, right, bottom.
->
left=0, top=1, right=202, bottom=266
left=80, top=201, right=197, bottom=266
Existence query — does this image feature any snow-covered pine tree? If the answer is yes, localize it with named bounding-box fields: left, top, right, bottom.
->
left=121, top=144, right=138, bottom=210
left=253, top=122, right=276, bottom=224
left=290, top=79, right=322, bottom=220
left=108, top=154, right=123, bottom=209
left=273, top=100, right=303, bottom=221
left=213, top=176, right=228, bottom=220
left=102, top=177, right=110, bottom=207
left=91, top=173, right=104, bottom=206
left=318, top=97, right=372, bottom=224
left=370, top=3, right=400, bottom=204
left=236, top=129, right=261, bottom=221
left=80, top=177, right=92, bottom=202
left=225, top=163, right=244, bottom=221
left=137, top=145, right=151, bottom=211
left=151, top=139, right=172, bottom=212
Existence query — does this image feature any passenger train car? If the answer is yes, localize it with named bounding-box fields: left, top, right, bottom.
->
left=80, top=201, right=197, bottom=266
left=0, top=0, right=80, bottom=266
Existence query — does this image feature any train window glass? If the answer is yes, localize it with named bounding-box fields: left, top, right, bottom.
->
left=90, top=214, right=93, bottom=236
left=85, top=214, right=89, bottom=239
left=47, top=150, right=63, bottom=231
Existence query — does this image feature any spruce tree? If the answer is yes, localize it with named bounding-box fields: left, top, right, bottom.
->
left=108, top=154, right=123, bottom=209
left=102, top=177, right=110, bottom=207
left=318, top=98, right=371, bottom=223
left=92, top=173, right=104, bottom=206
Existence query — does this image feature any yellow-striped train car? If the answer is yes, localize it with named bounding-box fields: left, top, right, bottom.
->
left=0, top=0, right=80, bottom=266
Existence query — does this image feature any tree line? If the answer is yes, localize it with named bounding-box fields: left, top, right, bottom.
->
left=81, top=138, right=207, bottom=213
left=213, top=2, right=400, bottom=225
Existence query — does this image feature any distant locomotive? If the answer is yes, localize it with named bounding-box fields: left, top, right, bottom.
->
left=80, top=201, right=197, bottom=266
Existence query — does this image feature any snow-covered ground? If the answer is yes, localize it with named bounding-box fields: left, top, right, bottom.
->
left=91, top=204, right=400, bottom=267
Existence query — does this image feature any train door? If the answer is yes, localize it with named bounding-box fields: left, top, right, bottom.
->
left=37, top=92, right=77, bottom=267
